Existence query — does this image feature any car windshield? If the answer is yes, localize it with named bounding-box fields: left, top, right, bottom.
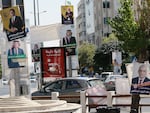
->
left=88, top=79, right=105, bottom=88
left=101, top=74, right=109, bottom=81
left=110, top=76, right=122, bottom=80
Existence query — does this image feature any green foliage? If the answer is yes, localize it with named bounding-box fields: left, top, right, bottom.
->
left=93, top=50, right=112, bottom=72
left=109, top=0, right=139, bottom=53
left=102, top=33, right=118, bottom=43
left=109, top=0, right=150, bottom=62
left=78, top=42, right=96, bottom=67
left=101, top=33, right=123, bottom=54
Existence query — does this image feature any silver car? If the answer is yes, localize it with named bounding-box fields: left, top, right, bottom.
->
left=32, top=77, right=108, bottom=105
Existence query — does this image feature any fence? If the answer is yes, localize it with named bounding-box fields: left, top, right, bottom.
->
left=32, top=91, right=150, bottom=113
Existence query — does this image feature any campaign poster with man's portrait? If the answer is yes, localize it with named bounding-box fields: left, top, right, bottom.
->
left=127, top=62, right=150, bottom=95
left=61, top=5, right=74, bottom=24
left=31, top=43, right=42, bottom=62
left=59, top=25, right=77, bottom=56
left=7, top=39, right=26, bottom=68
left=0, top=6, right=26, bottom=41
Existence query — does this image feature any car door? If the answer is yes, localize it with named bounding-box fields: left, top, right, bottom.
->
left=60, top=79, right=83, bottom=103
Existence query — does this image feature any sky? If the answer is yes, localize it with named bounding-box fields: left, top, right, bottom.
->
left=24, top=0, right=80, bottom=26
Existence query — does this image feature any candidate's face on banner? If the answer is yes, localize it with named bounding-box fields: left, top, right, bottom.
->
left=7, top=39, right=26, bottom=68
left=61, top=5, right=74, bottom=24
left=31, top=43, right=41, bottom=62
left=59, top=25, right=77, bottom=56
left=130, top=64, right=150, bottom=95
left=0, top=6, right=26, bottom=41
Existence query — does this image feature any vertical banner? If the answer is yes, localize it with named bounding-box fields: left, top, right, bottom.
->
left=112, top=51, right=122, bottom=74
left=61, top=5, right=74, bottom=24
left=127, top=63, right=150, bottom=94
left=60, top=25, right=77, bottom=56
left=7, top=39, right=26, bottom=68
left=41, top=47, right=66, bottom=83
left=31, top=43, right=42, bottom=62
left=0, top=6, right=26, bottom=41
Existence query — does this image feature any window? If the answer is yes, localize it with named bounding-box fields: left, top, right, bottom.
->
left=66, top=80, right=81, bottom=89
left=45, top=81, right=63, bottom=92
left=104, top=33, right=110, bottom=37
left=2, top=0, right=11, bottom=9
left=103, top=1, right=110, bottom=8
left=104, top=17, right=110, bottom=24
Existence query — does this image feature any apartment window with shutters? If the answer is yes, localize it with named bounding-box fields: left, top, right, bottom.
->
left=103, top=1, right=110, bottom=8
left=104, top=17, right=110, bottom=24
left=2, top=0, right=11, bottom=9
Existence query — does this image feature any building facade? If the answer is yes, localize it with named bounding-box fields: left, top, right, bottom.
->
left=76, top=0, right=86, bottom=45
left=76, top=0, right=120, bottom=48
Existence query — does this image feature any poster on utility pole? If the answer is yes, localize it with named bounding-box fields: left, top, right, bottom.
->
left=40, top=47, right=66, bottom=84
left=112, top=51, right=122, bottom=74
left=59, top=25, right=77, bottom=56
left=0, top=6, right=26, bottom=41
left=7, top=39, right=27, bottom=68
left=61, top=5, right=74, bottom=24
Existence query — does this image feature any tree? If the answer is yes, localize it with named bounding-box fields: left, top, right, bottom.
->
left=94, top=49, right=112, bottom=73
left=78, top=42, right=96, bottom=67
left=135, top=0, right=150, bottom=61
left=109, top=0, right=150, bottom=62
left=94, top=33, right=125, bottom=73
left=101, top=33, right=123, bottom=54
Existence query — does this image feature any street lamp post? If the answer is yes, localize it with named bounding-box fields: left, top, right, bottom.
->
left=37, top=11, right=47, bottom=25
left=37, top=0, right=40, bottom=25
left=33, top=0, right=37, bottom=26
left=33, top=0, right=47, bottom=26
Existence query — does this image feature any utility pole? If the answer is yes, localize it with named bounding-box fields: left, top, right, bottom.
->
left=33, top=0, right=37, bottom=26
left=37, top=0, right=40, bottom=25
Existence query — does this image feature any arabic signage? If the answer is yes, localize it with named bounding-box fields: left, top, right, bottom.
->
left=40, top=47, right=66, bottom=82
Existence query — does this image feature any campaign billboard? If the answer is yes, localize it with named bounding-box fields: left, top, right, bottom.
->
left=0, top=6, right=26, bottom=41
left=61, top=5, right=74, bottom=24
left=7, top=39, right=26, bottom=68
left=112, top=51, right=122, bottom=74
left=40, top=47, right=66, bottom=83
left=59, top=25, right=77, bottom=56
left=127, top=62, right=150, bottom=95
left=31, top=43, right=42, bottom=62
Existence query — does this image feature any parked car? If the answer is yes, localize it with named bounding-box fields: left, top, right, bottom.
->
left=2, top=78, right=9, bottom=85
left=98, top=72, right=113, bottom=81
left=32, top=77, right=108, bottom=105
left=104, top=74, right=126, bottom=91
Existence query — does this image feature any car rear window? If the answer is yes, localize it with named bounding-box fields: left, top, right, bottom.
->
left=88, top=79, right=105, bottom=88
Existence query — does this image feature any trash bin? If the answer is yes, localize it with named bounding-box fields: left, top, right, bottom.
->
left=96, top=106, right=120, bottom=113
